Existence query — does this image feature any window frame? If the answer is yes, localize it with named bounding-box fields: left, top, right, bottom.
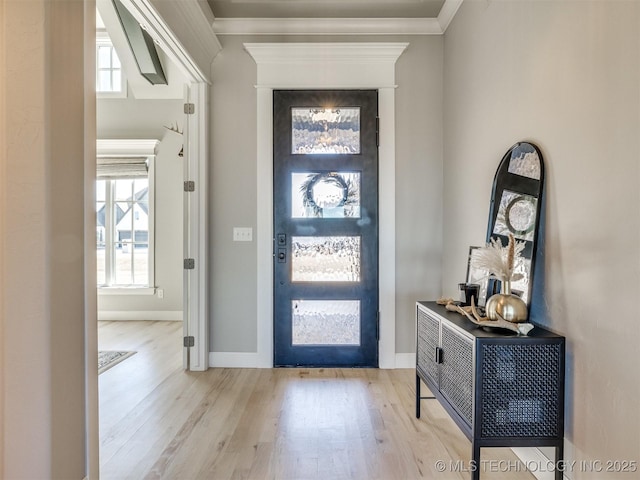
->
left=96, top=31, right=127, bottom=98
left=97, top=139, right=159, bottom=295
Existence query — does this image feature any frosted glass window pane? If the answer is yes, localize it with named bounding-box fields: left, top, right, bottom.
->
left=292, top=107, right=360, bottom=154
left=291, top=172, right=360, bottom=218
left=292, top=236, right=360, bottom=282
left=292, top=300, right=360, bottom=345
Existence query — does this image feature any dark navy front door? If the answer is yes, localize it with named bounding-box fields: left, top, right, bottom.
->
left=273, top=90, right=379, bottom=367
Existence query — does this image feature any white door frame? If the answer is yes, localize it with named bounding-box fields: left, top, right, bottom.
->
left=118, top=0, right=217, bottom=371
left=245, top=42, right=408, bottom=368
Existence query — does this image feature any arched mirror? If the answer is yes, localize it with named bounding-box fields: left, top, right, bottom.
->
left=485, top=142, right=545, bottom=307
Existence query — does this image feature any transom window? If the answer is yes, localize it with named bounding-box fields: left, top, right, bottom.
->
left=96, top=32, right=126, bottom=96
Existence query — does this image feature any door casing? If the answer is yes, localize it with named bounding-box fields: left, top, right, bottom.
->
left=245, top=42, right=408, bottom=369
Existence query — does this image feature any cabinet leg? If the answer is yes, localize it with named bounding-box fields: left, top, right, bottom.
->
left=555, top=444, right=564, bottom=480
left=415, top=374, right=421, bottom=418
left=471, top=442, right=480, bottom=480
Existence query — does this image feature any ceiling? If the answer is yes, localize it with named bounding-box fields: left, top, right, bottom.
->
left=207, top=0, right=447, bottom=19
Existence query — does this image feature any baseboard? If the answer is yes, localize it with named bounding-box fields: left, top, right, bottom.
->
left=97, top=310, right=182, bottom=321
left=511, top=447, right=569, bottom=480
left=395, top=352, right=416, bottom=368
left=208, top=351, right=416, bottom=369
left=209, top=351, right=264, bottom=368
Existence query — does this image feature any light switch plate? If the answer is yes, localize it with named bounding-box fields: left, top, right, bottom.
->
left=233, top=227, right=253, bottom=242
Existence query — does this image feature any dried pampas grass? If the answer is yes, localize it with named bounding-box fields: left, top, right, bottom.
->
left=471, top=233, right=525, bottom=283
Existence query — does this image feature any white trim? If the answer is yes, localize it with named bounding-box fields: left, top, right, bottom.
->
left=97, top=310, right=182, bottom=321
left=395, top=353, right=416, bottom=369
left=98, top=287, right=156, bottom=295
left=182, top=82, right=209, bottom=372
left=512, top=447, right=568, bottom=480
left=214, top=17, right=443, bottom=36
left=437, top=0, right=465, bottom=33
left=245, top=42, right=408, bottom=67
left=118, top=0, right=220, bottom=83
left=96, top=139, right=159, bottom=157
left=245, top=42, right=407, bottom=369
left=209, top=352, right=262, bottom=368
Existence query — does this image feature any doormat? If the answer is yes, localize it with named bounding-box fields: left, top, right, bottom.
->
left=98, top=350, right=136, bottom=374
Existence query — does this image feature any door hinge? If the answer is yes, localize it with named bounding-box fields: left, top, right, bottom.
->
left=184, top=258, right=195, bottom=269
left=184, top=180, right=195, bottom=192
left=184, top=103, right=195, bottom=115
left=376, top=116, right=380, bottom=147
left=183, top=336, right=195, bottom=347
left=376, top=311, right=380, bottom=341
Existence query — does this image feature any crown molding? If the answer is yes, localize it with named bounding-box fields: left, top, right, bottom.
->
left=214, top=17, right=443, bottom=36
left=437, top=0, right=464, bottom=32
left=212, top=0, right=463, bottom=36
left=244, top=42, right=409, bottom=65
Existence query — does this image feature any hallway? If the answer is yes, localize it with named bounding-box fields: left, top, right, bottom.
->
left=98, top=321, right=533, bottom=479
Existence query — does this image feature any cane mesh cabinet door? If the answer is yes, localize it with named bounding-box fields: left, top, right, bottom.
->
left=415, top=301, right=565, bottom=480
left=440, top=323, right=474, bottom=427
left=416, top=305, right=439, bottom=386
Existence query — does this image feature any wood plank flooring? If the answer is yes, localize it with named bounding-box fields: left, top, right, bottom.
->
left=98, top=321, right=535, bottom=480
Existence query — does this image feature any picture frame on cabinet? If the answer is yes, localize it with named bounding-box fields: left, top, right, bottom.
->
left=465, top=246, right=489, bottom=307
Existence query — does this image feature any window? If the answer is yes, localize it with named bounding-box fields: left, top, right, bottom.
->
left=96, top=32, right=126, bottom=96
left=97, top=140, right=159, bottom=290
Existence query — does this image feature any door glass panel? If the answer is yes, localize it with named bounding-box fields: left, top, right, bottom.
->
left=291, top=107, right=360, bottom=154
left=292, top=300, right=360, bottom=345
left=292, top=236, right=360, bottom=282
left=291, top=172, right=360, bottom=218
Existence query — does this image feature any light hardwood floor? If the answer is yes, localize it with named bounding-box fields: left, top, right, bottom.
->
left=98, top=321, right=535, bottom=480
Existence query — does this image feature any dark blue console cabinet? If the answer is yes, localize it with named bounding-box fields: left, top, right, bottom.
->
left=415, top=301, right=565, bottom=480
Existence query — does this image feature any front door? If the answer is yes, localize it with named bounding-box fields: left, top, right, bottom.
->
left=273, top=90, right=379, bottom=367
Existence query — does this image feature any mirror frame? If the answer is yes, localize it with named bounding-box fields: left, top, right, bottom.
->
left=485, top=141, right=545, bottom=308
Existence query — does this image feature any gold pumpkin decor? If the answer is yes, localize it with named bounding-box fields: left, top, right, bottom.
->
left=484, top=278, right=528, bottom=323
left=471, top=233, right=529, bottom=323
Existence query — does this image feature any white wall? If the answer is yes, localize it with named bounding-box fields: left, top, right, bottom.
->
left=210, top=35, right=443, bottom=355
left=98, top=96, right=183, bottom=138
left=97, top=99, right=184, bottom=320
left=443, top=1, right=640, bottom=475
left=1, top=0, right=89, bottom=476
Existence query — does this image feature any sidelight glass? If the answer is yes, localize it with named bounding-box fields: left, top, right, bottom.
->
left=292, top=300, right=360, bottom=345
left=291, top=107, right=360, bottom=154
left=291, top=172, right=360, bottom=218
left=291, top=236, right=360, bottom=282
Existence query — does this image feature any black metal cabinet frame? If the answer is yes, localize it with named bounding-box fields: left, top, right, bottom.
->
left=416, top=301, right=565, bottom=480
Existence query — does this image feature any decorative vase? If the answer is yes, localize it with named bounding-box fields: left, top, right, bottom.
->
left=485, top=280, right=528, bottom=323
